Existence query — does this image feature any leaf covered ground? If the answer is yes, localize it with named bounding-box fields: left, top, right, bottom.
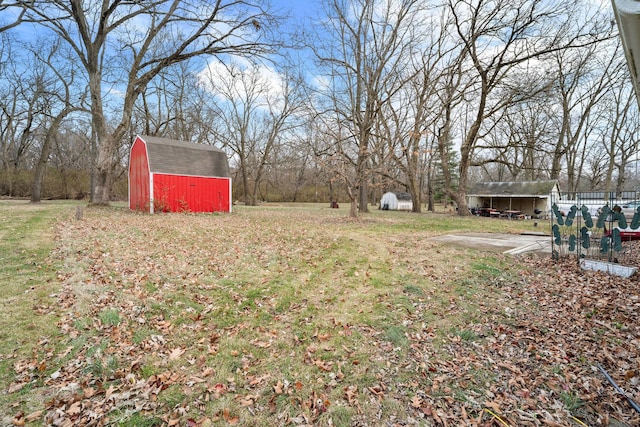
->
left=1, top=204, right=639, bottom=426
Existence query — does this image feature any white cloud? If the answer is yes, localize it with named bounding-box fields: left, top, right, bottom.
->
left=198, top=56, right=285, bottom=109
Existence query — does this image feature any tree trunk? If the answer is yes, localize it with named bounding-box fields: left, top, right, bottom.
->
left=437, top=97, right=470, bottom=216
left=92, top=146, right=114, bottom=205
left=7, top=163, right=16, bottom=197
left=427, top=184, right=434, bottom=212
left=409, top=177, right=421, bottom=213
left=358, top=179, right=369, bottom=213
left=88, top=68, right=115, bottom=205
left=350, top=199, right=358, bottom=218
left=427, top=156, right=434, bottom=212
left=241, top=166, right=254, bottom=206
left=250, top=177, right=260, bottom=205
left=450, top=138, right=470, bottom=215
left=30, top=136, right=52, bottom=203
left=347, top=182, right=358, bottom=218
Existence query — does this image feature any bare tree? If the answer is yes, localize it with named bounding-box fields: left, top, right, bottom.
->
left=22, top=0, right=281, bottom=205
left=49, top=124, right=94, bottom=198
left=30, top=40, right=87, bottom=202
left=382, top=14, right=452, bottom=213
left=201, top=60, right=304, bottom=205
left=601, top=77, right=640, bottom=195
left=0, top=37, right=50, bottom=196
left=133, top=61, right=213, bottom=143
left=479, top=94, right=556, bottom=182
left=0, top=0, right=29, bottom=32
left=546, top=39, right=623, bottom=194
left=312, top=0, right=424, bottom=217
left=443, top=0, right=613, bottom=215
left=263, top=109, right=319, bottom=203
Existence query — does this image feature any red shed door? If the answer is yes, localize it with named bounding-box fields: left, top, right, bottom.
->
left=129, top=137, right=151, bottom=212
left=153, top=174, right=230, bottom=213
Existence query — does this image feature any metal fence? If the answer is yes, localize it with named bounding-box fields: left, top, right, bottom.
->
left=550, top=192, right=640, bottom=265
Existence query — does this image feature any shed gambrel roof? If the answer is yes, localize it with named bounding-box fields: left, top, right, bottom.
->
left=393, top=192, right=412, bottom=201
left=468, top=180, right=559, bottom=197
left=141, top=135, right=230, bottom=178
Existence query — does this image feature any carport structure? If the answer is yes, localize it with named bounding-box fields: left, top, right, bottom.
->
left=466, top=180, right=560, bottom=217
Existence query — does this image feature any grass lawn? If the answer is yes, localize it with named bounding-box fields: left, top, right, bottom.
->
left=0, top=201, right=77, bottom=423
left=0, top=201, right=637, bottom=427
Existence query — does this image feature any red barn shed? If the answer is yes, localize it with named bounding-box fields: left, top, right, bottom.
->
left=128, top=135, right=232, bottom=213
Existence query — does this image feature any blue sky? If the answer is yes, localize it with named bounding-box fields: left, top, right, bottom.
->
left=272, top=0, right=322, bottom=23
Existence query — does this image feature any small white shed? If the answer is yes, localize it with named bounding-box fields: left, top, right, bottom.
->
left=380, top=192, right=413, bottom=211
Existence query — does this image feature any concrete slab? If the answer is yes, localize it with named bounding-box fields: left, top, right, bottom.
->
left=428, top=232, right=551, bottom=255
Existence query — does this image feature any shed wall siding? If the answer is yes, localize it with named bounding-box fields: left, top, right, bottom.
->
left=153, top=173, right=231, bottom=213
left=129, top=137, right=151, bottom=212
left=380, top=193, right=397, bottom=210
left=397, top=201, right=413, bottom=211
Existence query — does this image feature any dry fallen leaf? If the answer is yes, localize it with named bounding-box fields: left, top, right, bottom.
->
left=168, top=347, right=186, bottom=360
left=411, top=395, right=422, bottom=408
left=24, top=411, right=43, bottom=422
left=344, top=385, right=358, bottom=405
left=11, top=412, right=25, bottom=426
left=66, top=401, right=82, bottom=416
left=222, top=408, right=239, bottom=425
left=7, top=382, right=25, bottom=394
